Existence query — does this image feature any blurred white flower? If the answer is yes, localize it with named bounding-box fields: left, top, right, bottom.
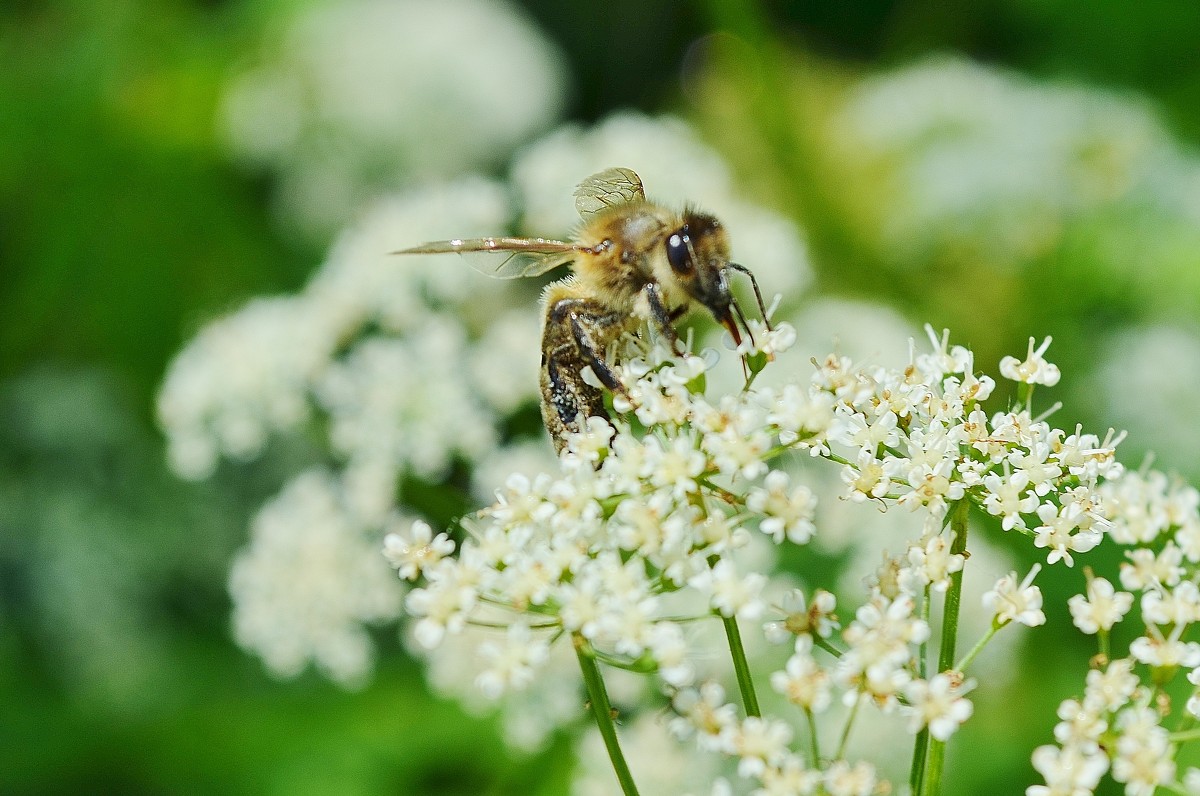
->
left=157, top=295, right=332, bottom=478
left=228, top=469, right=403, bottom=686
left=221, top=0, right=567, bottom=237
left=838, top=56, right=1200, bottom=283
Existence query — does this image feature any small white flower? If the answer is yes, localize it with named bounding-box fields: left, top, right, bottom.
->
left=691, top=558, right=767, bottom=620
left=563, top=415, right=615, bottom=462
left=731, top=716, right=793, bottom=779
left=1053, top=698, right=1106, bottom=747
left=1067, top=577, right=1133, bottom=634
left=981, top=470, right=1039, bottom=530
left=822, top=759, right=877, bottom=796
left=1033, top=501, right=1100, bottom=566
left=1000, top=336, right=1062, bottom=386
left=764, top=588, right=839, bottom=642
left=1129, top=624, right=1200, bottom=668
left=382, top=519, right=455, bottom=581
left=982, top=565, right=1046, bottom=627
left=747, top=470, right=818, bottom=544
left=907, top=534, right=966, bottom=593
left=475, top=622, right=550, bottom=699
left=1084, top=658, right=1141, bottom=713
left=670, top=681, right=739, bottom=751
left=757, top=754, right=820, bottom=796
left=1111, top=706, right=1174, bottom=795
left=1027, top=743, right=1109, bottom=796
left=903, top=673, right=975, bottom=741
left=770, top=636, right=832, bottom=713
left=1119, top=544, right=1184, bottom=591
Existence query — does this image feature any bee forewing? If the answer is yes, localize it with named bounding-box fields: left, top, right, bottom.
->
left=573, top=167, right=646, bottom=218
left=392, top=237, right=577, bottom=279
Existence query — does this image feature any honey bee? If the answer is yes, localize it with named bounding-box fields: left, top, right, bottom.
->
left=394, top=167, right=770, bottom=453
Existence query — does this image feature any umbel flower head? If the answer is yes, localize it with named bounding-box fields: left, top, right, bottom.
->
left=388, top=325, right=1133, bottom=793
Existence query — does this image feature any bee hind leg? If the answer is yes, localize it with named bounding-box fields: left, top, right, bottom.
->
left=539, top=299, right=629, bottom=453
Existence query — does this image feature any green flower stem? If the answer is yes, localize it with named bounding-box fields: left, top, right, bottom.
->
left=909, top=723, right=930, bottom=796
left=1169, top=728, right=1200, bottom=743
left=919, top=583, right=931, bottom=679
left=722, top=614, right=761, bottom=717
left=836, top=693, right=862, bottom=760
left=804, top=707, right=821, bottom=766
left=956, top=621, right=1002, bottom=673
left=1018, top=382, right=1034, bottom=412
left=574, top=635, right=640, bottom=796
left=813, top=635, right=844, bottom=659
left=920, top=499, right=971, bottom=796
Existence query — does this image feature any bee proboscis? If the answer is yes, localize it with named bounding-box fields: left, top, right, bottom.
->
left=393, top=167, right=770, bottom=453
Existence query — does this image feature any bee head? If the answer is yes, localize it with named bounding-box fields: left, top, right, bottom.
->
left=664, top=211, right=743, bottom=345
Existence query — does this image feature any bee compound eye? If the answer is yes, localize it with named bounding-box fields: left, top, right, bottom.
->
left=666, top=230, right=694, bottom=274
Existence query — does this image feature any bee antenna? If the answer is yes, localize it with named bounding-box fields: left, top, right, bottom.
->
left=727, top=263, right=772, bottom=331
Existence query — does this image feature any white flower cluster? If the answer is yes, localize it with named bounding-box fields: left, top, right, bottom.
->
left=838, top=55, right=1200, bottom=277
left=158, top=177, right=526, bottom=492
left=664, top=582, right=980, bottom=792
left=394, top=332, right=811, bottom=684
left=229, top=469, right=404, bottom=687
left=1028, top=661, right=1173, bottom=796
left=390, top=328, right=1134, bottom=792
left=161, top=178, right=535, bottom=683
left=820, top=328, right=1122, bottom=566
left=1026, top=468, right=1200, bottom=794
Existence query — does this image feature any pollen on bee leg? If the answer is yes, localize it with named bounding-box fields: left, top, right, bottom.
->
left=580, top=365, right=603, bottom=390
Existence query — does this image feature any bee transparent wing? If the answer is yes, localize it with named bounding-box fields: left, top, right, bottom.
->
left=573, top=167, right=646, bottom=218
left=392, top=237, right=578, bottom=279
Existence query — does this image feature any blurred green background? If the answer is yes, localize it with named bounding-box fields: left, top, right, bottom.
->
left=3, top=1, right=1200, bottom=793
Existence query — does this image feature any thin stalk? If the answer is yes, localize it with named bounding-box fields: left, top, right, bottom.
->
left=804, top=707, right=821, bottom=766
left=920, top=499, right=971, bottom=796
left=722, top=614, right=761, bottom=717
left=813, top=635, right=845, bottom=659
left=956, top=621, right=1002, bottom=673
left=909, top=584, right=935, bottom=794
left=919, top=583, right=931, bottom=679
left=1169, top=728, right=1200, bottom=743
left=835, top=693, right=862, bottom=760
left=574, top=635, right=640, bottom=796
left=910, top=724, right=930, bottom=796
